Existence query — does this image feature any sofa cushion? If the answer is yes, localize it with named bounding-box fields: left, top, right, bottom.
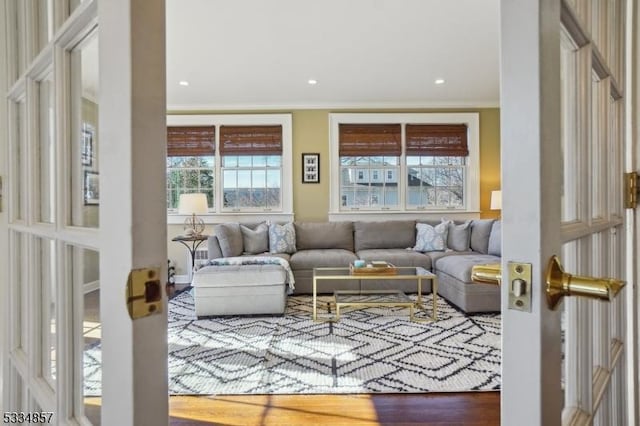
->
left=214, top=223, right=244, bottom=257
left=295, top=221, right=354, bottom=251
left=289, top=249, right=358, bottom=270
left=426, top=250, right=474, bottom=264
left=207, top=236, right=224, bottom=260
left=488, top=221, right=501, bottom=256
left=446, top=220, right=472, bottom=251
left=413, top=222, right=448, bottom=252
left=356, top=249, right=431, bottom=270
left=470, top=219, right=495, bottom=254
left=241, top=223, right=269, bottom=254
left=269, top=222, right=297, bottom=254
left=435, top=254, right=501, bottom=283
left=354, top=220, right=416, bottom=251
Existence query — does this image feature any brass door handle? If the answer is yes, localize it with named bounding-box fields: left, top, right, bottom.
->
left=471, top=263, right=502, bottom=285
left=545, top=255, right=626, bottom=310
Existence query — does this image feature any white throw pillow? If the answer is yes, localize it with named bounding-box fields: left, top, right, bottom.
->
left=413, top=222, right=449, bottom=252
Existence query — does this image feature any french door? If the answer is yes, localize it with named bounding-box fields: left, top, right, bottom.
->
left=500, top=0, right=637, bottom=425
left=2, top=1, right=168, bottom=424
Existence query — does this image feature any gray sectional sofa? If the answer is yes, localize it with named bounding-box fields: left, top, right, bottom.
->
left=205, top=219, right=502, bottom=313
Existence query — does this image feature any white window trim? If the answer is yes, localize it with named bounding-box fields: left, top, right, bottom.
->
left=328, top=112, right=480, bottom=221
left=166, top=114, right=294, bottom=224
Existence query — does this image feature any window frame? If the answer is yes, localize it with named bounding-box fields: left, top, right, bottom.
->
left=166, top=114, right=293, bottom=224
left=329, top=112, right=480, bottom=220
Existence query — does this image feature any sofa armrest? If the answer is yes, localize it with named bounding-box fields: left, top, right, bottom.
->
left=207, top=235, right=224, bottom=260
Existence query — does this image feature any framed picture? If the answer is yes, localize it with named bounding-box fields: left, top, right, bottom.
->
left=302, top=153, right=320, bottom=183
left=84, top=171, right=100, bottom=205
left=81, top=124, right=94, bottom=166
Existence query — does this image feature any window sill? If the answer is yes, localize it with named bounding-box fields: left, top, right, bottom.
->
left=328, top=210, right=481, bottom=222
left=167, top=212, right=295, bottom=225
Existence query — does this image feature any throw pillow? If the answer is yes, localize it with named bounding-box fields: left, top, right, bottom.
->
left=488, top=220, right=501, bottom=256
left=470, top=219, right=495, bottom=254
left=241, top=223, right=269, bottom=254
left=213, top=223, right=244, bottom=257
left=445, top=219, right=472, bottom=252
left=269, top=222, right=297, bottom=254
left=413, top=222, right=448, bottom=252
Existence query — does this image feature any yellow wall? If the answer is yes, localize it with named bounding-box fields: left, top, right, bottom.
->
left=167, top=108, right=501, bottom=275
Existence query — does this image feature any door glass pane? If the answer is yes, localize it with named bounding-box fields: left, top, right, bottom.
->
left=37, top=0, right=54, bottom=52
left=37, top=238, right=56, bottom=387
left=38, top=75, right=55, bottom=223
left=12, top=0, right=26, bottom=80
left=70, top=33, right=99, bottom=227
left=560, top=35, right=579, bottom=222
left=10, top=100, right=27, bottom=221
left=10, top=232, right=26, bottom=352
left=590, top=77, right=605, bottom=219
left=71, top=247, right=101, bottom=423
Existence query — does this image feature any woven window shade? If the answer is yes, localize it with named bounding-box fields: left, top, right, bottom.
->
left=406, top=124, right=469, bottom=156
left=167, top=126, right=215, bottom=156
left=339, top=124, right=402, bottom=156
left=219, top=125, right=283, bottom=155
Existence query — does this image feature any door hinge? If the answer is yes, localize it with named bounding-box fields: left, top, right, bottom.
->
left=624, top=172, right=639, bottom=209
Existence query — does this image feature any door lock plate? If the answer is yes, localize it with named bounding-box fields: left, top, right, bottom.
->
left=126, top=267, right=163, bottom=320
left=508, top=262, right=532, bottom=312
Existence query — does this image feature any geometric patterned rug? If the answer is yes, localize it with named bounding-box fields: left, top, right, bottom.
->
left=84, top=291, right=501, bottom=395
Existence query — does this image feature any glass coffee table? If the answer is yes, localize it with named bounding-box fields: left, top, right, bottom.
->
left=312, top=266, right=438, bottom=323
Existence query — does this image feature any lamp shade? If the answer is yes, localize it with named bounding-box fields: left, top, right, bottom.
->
left=178, top=193, right=208, bottom=215
left=490, top=190, right=502, bottom=210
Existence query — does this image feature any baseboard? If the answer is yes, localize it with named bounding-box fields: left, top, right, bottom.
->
left=84, top=280, right=100, bottom=294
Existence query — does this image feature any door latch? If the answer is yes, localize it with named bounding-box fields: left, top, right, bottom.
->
left=126, top=267, right=163, bottom=320
left=625, top=172, right=639, bottom=209
left=508, top=262, right=532, bottom=312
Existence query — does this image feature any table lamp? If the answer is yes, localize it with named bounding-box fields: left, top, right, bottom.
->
left=490, top=190, right=502, bottom=218
left=178, top=193, right=208, bottom=236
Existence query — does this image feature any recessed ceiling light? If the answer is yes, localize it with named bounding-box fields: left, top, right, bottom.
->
left=434, top=79, right=445, bottom=85
left=308, top=79, right=318, bottom=85
left=179, top=81, right=189, bottom=86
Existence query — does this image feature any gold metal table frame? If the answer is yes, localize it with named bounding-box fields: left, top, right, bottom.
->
left=312, top=267, right=438, bottom=323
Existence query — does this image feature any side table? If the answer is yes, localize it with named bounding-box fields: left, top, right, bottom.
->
left=171, top=234, right=209, bottom=282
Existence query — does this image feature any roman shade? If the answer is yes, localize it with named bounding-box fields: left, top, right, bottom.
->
left=167, top=126, right=215, bottom=157
left=405, top=124, right=469, bottom=156
left=219, top=125, right=283, bottom=155
left=339, top=123, right=402, bottom=156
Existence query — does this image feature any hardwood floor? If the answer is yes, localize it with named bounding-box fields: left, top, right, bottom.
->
left=170, top=392, right=500, bottom=426
left=87, top=392, right=499, bottom=425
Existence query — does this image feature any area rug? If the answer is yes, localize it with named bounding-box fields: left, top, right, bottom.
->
left=84, top=291, right=501, bottom=395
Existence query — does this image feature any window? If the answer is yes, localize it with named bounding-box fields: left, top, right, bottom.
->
left=220, top=125, right=282, bottom=211
left=166, top=126, right=215, bottom=211
left=166, top=114, right=293, bottom=220
left=339, top=124, right=401, bottom=209
left=330, top=113, right=480, bottom=218
left=405, top=124, right=468, bottom=208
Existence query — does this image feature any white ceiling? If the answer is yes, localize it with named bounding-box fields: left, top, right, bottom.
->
left=166, top=0, right=501, bottom=110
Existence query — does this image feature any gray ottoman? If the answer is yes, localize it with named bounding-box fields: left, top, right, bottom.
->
left=191, top=264, right=287, bottom=317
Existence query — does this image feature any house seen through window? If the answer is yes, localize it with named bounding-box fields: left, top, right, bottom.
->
left=335, top=118, right=472, bottom=212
